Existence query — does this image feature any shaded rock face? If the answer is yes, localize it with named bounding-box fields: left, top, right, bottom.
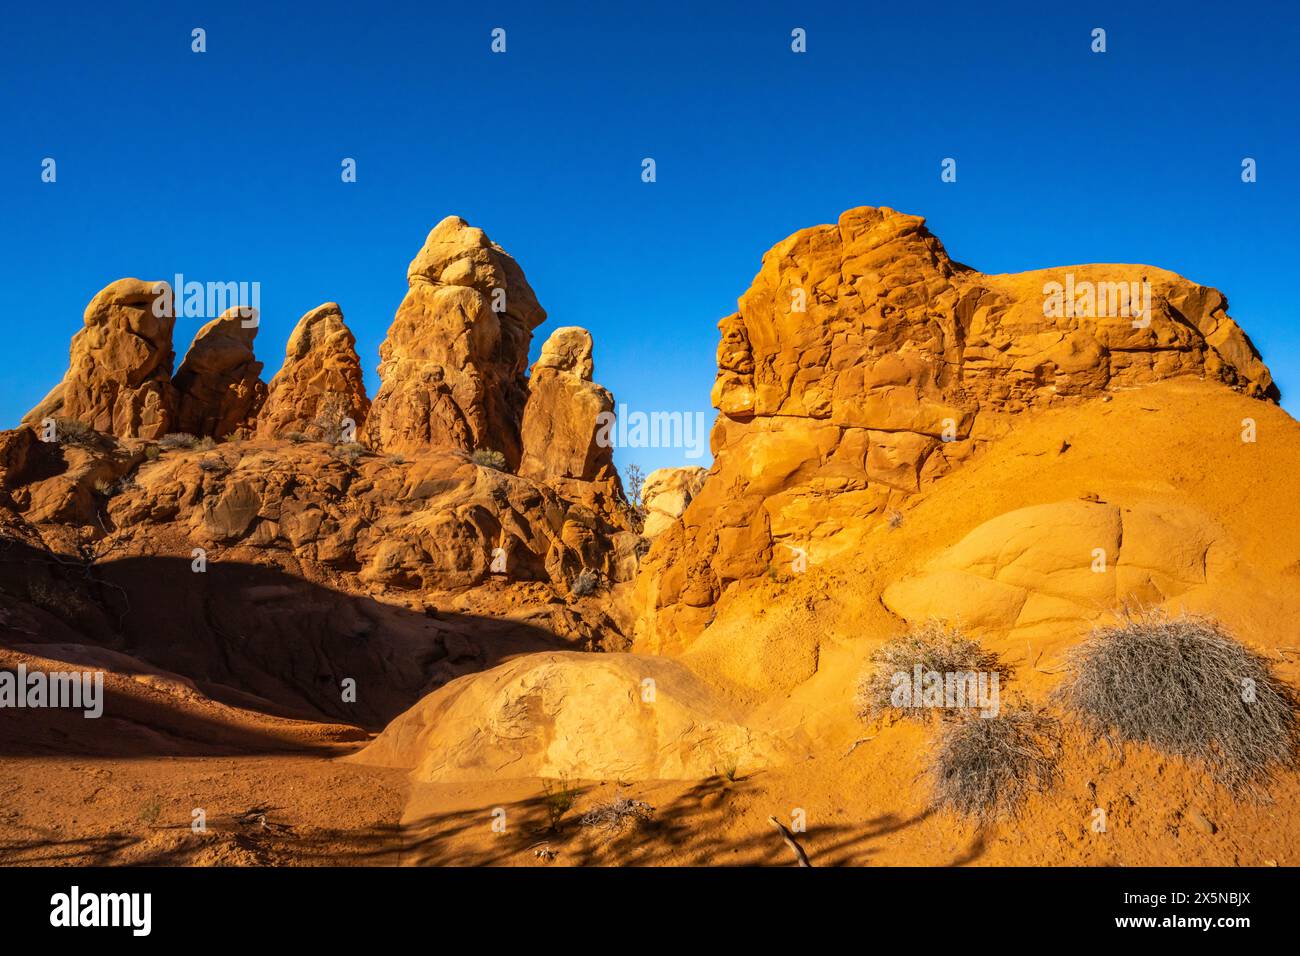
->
left=65, top=435, right=632, bottom=597
left=519, top=327, right=616, bottom=483
left=641, top=466, right=707, bottom=538
left=256, top=303, right=370, bottom=440
left=172, top=309, right=267, bottom=438
left=23, top=279, right=177, bottom=440
left=364, top=216, right=547, bottom=463
left=635, top=205, right=1278, bottom=651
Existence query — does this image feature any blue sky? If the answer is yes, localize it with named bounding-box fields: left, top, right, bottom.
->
left=2, top=1, right=1296, bottom=474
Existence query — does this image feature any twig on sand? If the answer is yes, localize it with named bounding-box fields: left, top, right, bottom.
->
left=844, top=735, right=875, bottom=756
left=768, top=816, right=812, bottom=867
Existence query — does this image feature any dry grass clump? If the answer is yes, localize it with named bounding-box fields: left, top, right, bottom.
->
left=579, top=791, right=654, bottom=832
left=470, top=448, right=508, bottom=471
left=927, top=703, right=1061, bottom=822
left=855, top=620, right=1009, bottom=721
left=331, top=442, right=369, bottom=465
left=52, top=417, right=103, bottom=449
left=1054, top=610, right=1298, bottom=792
left=159, top=432, right=197, bottom=450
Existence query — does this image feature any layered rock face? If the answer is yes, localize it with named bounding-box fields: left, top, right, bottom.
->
left=364, top=216, right=547, bottom=463
left=23, top=279, right=177, bottom=440
left=519, top=327, right=616, bottom=483
left=172, top=308, right=267, bottom=438
left=635, top=205, right=1278, bottom=651
left=256, top=303, right=369, bottom=440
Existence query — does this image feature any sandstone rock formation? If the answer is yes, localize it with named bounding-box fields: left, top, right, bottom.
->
left=352, top=651, right=779, bottom=782
left=363, top=216, right=547, bottom=463
left=635, top=205, right=1278, bottom=652
left=519, top=327, right=616, bottom=483
left=256, top=303, right=369, bottom=440
left=881, top=499, right=1217, bottom=640
left=172, top=308, right=267, bottom=438
left=641, top=466, right=707, bottom=538
left=23, top=279, right=176, bottom=440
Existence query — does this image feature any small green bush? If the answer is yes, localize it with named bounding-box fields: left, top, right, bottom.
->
left=471, top=448, right=507, bottom=471
left=542, top=776, right=579, bottom=831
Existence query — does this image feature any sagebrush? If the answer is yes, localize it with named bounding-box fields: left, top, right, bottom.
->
left=855, top=620, right=1009, bottom=721
left=1053, top=610, right=1298, bottom=792
left=927, top=703, right=1061, bottom=822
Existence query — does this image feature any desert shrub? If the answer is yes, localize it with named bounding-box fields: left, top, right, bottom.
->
left=194, top=436, right=217, bottom=451
left=285, top=431, right=308, bottom=444
left=139, top=797, right=162, bottom=826
left=385, top=454, right=407, bottom=466
left=1053, top=610, right=1299, bottom=791
left=143, top=444, right=161, bottom=461
left=197, top=457, right=229, bottom=475
left=855, top=620, right=1009, bottom=721
left=927, top=703, right=1061, bottom=822
left=92, top=478, right=114, bottom=497
left=580, top=791, right=654, bottom=832
left=159, top=432, right=197, bottom=450
left=542, top=776, right=579, bottom=831
left=470, top=448, right=507, bottom=471
left=312, top=393, right=352, bottom=443
left=52, top=417, right=101, bottom=448
left=886, top=509, right=904, bottom=530
left=332, top=442, right=368, bottom=465
left=570, top=568, right=600, bottom=597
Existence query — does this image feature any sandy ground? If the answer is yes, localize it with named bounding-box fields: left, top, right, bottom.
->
left=3, top=730, right=1296, bottom=867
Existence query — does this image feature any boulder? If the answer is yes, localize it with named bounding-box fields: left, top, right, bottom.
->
left=641, top=466, right=707, bottom=538
left=351, top=651, right=780, bottom=782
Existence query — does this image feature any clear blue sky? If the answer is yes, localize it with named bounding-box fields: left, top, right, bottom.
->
left=2, top=1, right=1296, bottom=474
